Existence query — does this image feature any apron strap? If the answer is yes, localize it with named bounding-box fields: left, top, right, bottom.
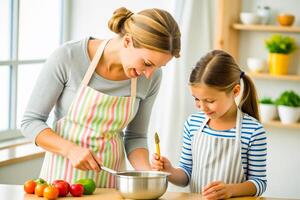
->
left=81, top=39, right=137, bottom=98
left=81, top=39, right=110, bottom=86
left=235, top=109, right=243, bottom=145
left=130, top=78, right=137, bottom=97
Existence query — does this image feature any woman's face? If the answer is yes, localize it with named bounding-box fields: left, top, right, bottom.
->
left=120, top=36, right=173, bottom=79
left=190, top=84, right=240, bottom=120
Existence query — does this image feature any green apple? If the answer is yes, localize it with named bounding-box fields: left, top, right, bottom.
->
left=75, top=178, right=96, bottom=195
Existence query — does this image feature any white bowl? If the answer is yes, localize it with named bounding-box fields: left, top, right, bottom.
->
left=247, top=57, right=266, bottom=72
left=240, top=12, right=261, bottom=24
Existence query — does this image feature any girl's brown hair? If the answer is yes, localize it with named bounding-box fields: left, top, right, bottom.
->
left=108, top=7, right=181, bottom=58
left=189, top=50, right=260, bottom=121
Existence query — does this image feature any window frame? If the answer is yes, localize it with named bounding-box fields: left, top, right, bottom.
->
left=0, top=0, right=71, bottom=142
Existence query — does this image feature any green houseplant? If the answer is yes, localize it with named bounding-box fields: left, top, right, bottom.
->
left=259, top=97, right=277, bottom=122
left=275, top=91, right=300, bottom=124
left=265, top=34, right=297, bottom=75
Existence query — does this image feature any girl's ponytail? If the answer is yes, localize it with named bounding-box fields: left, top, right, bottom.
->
left=240, top=74, right=260, bottom=121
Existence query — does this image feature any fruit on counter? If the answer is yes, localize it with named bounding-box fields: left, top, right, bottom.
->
left=76, top=178, right=96, bottom=195
left=52, top=179, right=70, bottom=197
left=43, top=185, right=59, bottom=200
left=34, top=183, right=48, bottom=197
left=35, top=178, right=47, bottom=185
left=70, top=183, right=84, bottom=197
left=24, top=179, right=36, bottom=194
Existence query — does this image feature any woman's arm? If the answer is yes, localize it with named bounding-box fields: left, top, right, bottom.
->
left=127, top=148, right=151, bottom=170
left=124, top=70, right=162, bottom=169
left=36, top=128, right=101, bottom=171
left=21, top=43, right=101, bottom=172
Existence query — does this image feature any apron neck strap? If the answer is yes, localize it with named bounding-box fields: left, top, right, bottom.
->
left=81, top=39, right=137, bottom=98
left=235, top=109, right=243, bottom=141
left=131, top=78, right=137, bottom=97
left=199, top=109, right=243, bottom=139
left=81, top=39, right=110, bottom=86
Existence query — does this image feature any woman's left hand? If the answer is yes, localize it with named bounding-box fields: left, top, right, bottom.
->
left=202, top=181, right=233, bottom=200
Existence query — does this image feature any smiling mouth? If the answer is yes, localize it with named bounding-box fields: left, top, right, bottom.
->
left=206, top=112, right=214, bottom=115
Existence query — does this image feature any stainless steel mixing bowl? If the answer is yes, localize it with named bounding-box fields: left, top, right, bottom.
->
left=100, top=165, right=169, bottom=199
left=116, top=171, right=169, bottom=199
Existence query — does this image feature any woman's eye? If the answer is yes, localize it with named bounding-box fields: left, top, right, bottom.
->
left=144, top=61, right=152, bottom=67
left=194, top=97, right=199, bottom=101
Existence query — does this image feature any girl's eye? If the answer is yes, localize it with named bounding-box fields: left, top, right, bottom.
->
left=144, top=61, right=152, bottom=67
left=194, top=97, right=199, bottom=101
left=206, top=100, right=215, bottom=103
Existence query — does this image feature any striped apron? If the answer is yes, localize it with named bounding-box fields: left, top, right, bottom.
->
left=190, top=110, right=245, bottom=192
left=40, top=39, right=137, bottom=188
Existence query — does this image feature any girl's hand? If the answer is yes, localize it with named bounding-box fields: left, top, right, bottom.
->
left=202, top=181, right=233, bottom=200
left=66, top=144, right=101, bottom=172
left=150, top=153, right=173, bottom=172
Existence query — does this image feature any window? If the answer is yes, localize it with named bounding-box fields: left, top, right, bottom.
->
left=0, top=0, right=68, bottom=141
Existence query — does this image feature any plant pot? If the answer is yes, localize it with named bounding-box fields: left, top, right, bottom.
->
left=269, top=53, right=289, bottom=75
left=259, top=104, right=277, bottom=122
left=278, top=105, right=300, bottom=124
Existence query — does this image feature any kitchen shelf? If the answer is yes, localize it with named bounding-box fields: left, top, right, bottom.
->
left=248, top=72, right=300, bottom=81
left=263, top=120, right=300, bottom=129
left=232, top=24, right=300, bottom=33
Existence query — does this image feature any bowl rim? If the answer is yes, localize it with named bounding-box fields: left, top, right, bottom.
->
left=116, top=170, right=171, bottom=178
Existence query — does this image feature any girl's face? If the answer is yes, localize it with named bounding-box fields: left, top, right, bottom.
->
left=120, top=35, right=173, bottom=79
left=190, top=84, right=240, bottom=119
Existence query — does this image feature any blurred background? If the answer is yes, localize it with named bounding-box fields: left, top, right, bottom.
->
left=0, top=0, right=299, bottom=198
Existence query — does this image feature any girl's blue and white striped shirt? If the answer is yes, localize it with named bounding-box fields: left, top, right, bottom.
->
left=178, top=112, right=267, bottom=196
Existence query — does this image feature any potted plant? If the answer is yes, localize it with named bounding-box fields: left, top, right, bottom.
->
left=265, top=34, right=297, bottom=75
left=259, top=97, right=277, bottom=122
left=275, top=91, right=300, bottom=124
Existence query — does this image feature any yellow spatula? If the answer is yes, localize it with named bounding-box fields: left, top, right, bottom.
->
left=154, top=132, right=160, bottom=159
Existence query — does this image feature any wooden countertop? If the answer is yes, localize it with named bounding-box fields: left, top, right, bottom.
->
left=0, top=184, right=291, bottom=200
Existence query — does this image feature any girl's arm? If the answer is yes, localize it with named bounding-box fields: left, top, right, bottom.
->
left=168, top=167, right=189, bottom=186
left=151, top=154, right=189, bottom=186
left=202, top=180, right=257, bottom=199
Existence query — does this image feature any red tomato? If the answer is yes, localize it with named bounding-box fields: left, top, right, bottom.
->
left=70, top=183, right=84, bottom=197
left=43, top=185, right=59, bottom=200
left=34, top=183, right=47, bottom=197
left=24, top=179, right=36, bottom=194
left=52, top=180, right=70, bottom=197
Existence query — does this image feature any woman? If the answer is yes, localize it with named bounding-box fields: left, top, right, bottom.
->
left=21, top=7, right=181, bottom=187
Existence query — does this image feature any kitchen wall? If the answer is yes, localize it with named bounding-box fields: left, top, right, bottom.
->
left=239, top=0, right=300, bottom=198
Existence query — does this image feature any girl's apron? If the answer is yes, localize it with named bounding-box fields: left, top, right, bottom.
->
left=190, top=110, right=245, bottom=192
left=40, top=39, right=137, bottom=188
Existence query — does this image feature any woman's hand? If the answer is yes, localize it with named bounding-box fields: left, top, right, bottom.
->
left=202, top=181, right=233, bottom=200
left=150, top=153, right=173, bottom=172
left=66, top=145, right=101, bottom=172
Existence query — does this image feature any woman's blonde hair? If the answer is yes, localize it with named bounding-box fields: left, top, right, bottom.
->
left=108, top=7, right=181, bottom=58
left=189, top=50, right=260, bottom=121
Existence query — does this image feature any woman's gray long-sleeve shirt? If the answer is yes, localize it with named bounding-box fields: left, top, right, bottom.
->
left=21, top=37, right=162, bottom=155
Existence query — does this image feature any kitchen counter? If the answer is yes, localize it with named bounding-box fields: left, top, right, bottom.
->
left=0, top=184, right=290, bottom=200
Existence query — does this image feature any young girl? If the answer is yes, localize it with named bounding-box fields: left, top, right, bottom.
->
left=151, top=50, right=267, bottom=199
